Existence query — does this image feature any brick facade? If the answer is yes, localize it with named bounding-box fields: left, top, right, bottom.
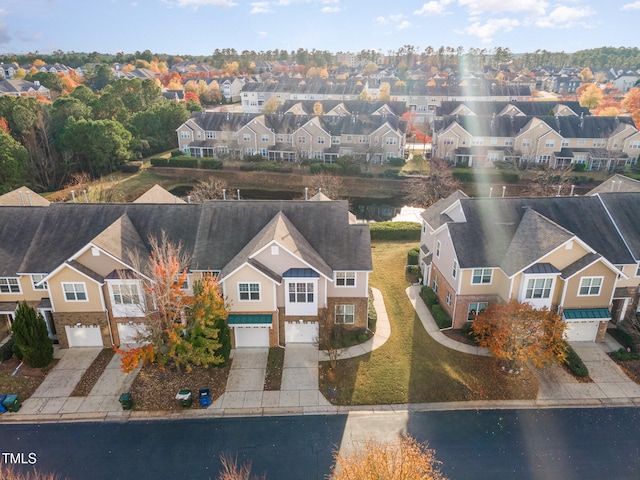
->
left=596, top=320, right=608, bottom=342
left=454, top=294, right=501, bottom=330
left=52, top=311, right=111, bottom=349
left=430, top=264, right=456, bottom=324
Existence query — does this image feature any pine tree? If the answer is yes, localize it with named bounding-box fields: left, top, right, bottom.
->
left=12, top=301, right=53, bottom=368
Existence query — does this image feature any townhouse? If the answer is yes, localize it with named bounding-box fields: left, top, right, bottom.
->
left=435, top=112, right=640, bottom=170
left=419, top=191, right=640, bottom=342
left=0, top=79, right=51, bottom=100
left=0, top=190, right=372, bottom=350
left=176, top=111, right=407, bottom=163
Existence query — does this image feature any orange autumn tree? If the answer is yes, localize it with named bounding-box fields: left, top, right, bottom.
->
left=471, top=299, right=567, bottom=370
left=116, top=232, right=193, bottom=372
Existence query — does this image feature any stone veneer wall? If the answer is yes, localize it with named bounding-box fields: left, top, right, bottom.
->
left=52, top=312, right=111, bottom=349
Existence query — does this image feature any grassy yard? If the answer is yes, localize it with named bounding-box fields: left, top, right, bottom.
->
left=319, top=240, right=539, bottom=405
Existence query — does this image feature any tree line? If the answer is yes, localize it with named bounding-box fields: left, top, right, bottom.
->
left=0, top=78, right=197, bottom=193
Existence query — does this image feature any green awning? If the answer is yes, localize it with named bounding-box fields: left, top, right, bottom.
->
left=563, top=308, right=611, bottom=320
left=227, top=314, right=272, bottom=325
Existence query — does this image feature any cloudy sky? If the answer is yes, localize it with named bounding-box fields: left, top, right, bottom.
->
left=1, top=0, right=639, bottom=56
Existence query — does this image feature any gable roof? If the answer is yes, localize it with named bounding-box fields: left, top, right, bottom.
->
left=596, top=192, right=640, bottom=260
left=134, top=184, right=186, bottom=204
left=421, top=190, right=468, bottom=230
left=89, top=213, right=150, bottom=269
left=0, top=186, right=50, bottom=206
left=588, top=175, right=640, bottom=195
left=0, top=207, right=48, bottom=275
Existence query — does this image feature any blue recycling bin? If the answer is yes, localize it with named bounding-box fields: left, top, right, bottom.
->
left=0, top=394, right=7, bottom=414
left=199, top=388, right=211, bottom=407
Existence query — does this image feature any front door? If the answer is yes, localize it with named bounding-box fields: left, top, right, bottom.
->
left=39, top=309, right=58, bottom=343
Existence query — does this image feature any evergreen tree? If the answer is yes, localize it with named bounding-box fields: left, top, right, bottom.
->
left=12, top=301, right=53, bottom=368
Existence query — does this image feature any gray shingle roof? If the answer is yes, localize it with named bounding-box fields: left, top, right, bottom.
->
left=421, top=190, right=468, bottom=229
left=561, top=253, right=602, bottom=279
left=596, top=192, right=640, bottom=259
left=0, top=207, right=48, bottom=275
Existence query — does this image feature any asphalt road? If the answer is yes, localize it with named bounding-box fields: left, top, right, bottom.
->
left=2, top=408, right=640, bottom=480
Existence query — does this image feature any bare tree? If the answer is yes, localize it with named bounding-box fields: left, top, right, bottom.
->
left=525, top=165, right=573, bottom=197
left=309, top=173, right=344, bottom=200
left=403, top=159, right=462, bottom=208
left=189, top=176, right=234, bottom=201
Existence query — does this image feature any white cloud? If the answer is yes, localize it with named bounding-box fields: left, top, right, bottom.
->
left=250, top=1, right=271, bottom=13
left=321, top=5, right=341, bottom=12
left=535, top=5, right=595, bottom=28
left=173, top=0, right=237, bottom=7
left=389, top=13, right=406, bottom=22
left=130, top=1, right=138, bottom=6
left=460, top=17, right=519, bottom=43
left=457, top=0, right=547, bottom=17
left=257, top=31, right=268, bottom=38
left=413, top=1, right=452, bottom=16
left=397, top=20, right=412, bottom=30
left=622, top=1, right=640, bottom=10
left=374, top=16, right=389, bottom=25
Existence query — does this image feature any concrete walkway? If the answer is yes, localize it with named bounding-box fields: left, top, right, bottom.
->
left=319, top=287, right=391, bottom=361
left=405, top=285, right=490, bottom=356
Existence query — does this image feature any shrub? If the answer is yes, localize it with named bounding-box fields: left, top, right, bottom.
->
left=407, top=247, right=420, bottom=265
left=420, top=286, right=438, bottom=307
left=243, top=153, right=264, bottom=162
left=382, top=168, right=401, bottom=179
left=407, top=265, right=421, bottom=275
left=573, top=163, right=586, bottom=172
left=564, top=345, right=589, bottom=378
left=170, top=150, right=182, bottom=157
left=167, top=157, right=198, bottom=168
left=608, top=328, right=637, bottom=352
left=336, top=156, right=361, bottom=175
left=610, top=347, right=640, bottom=361
left=214, top=318, right=231, bottom=366
left=200, top=159, right=223, bottom=170
left=0, top=337, right=15, bottom=361
left=120, top=161, right=142, bottom=173
left=500, top=171, right=519, bottom=183
left=368, top=295, right=377, bottom=331
left=462, top=322, right=479, bottom=343
left=310, top=163, right=344, bottom=175
left=11, top=301, right=53, bottom=368
left=388, top=157, right=405, bottom=167
left=150, top=157, right=169, bottom=167
left=431, top=304, right=452, bottom=329
left=369, top=221, right=421, bottom=241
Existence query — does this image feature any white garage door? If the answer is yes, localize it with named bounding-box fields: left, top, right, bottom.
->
left=285, top=321, right=318, bottom=344
left=65, top=325, right=104, bottom=347
left=117, top=323, right=148, bottom=345
left=234, top=326, right=270, bottom=348
left=564, top=321, right=599, bottom=342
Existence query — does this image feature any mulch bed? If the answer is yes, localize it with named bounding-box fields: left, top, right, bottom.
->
left=0, top=357, right=58, bottom=401
left=129, top=361, right=231, bottom=411
left=264, top=347, right=284, bottom=391
left=613, top=358, right=640, bottom=385
left=441, top=328, right=478, bottom=347
left=70, top=348, right=116, bottom=397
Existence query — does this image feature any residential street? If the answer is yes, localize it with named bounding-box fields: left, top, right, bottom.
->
left=3, top=408, right=640, bottom=480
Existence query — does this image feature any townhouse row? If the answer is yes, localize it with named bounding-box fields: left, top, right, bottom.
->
left=0, top=188, right=372, bottom=350
left=176, top=110, right=407, bottom=163
left=419, top=184, right=640, bottom=342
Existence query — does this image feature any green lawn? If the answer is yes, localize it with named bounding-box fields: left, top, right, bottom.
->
left=319, top=240, right=539, bottom=405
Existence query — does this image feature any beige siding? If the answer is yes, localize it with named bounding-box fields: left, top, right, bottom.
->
left=459, top=268, right=510, bottom=301
left=432, top=228, right=459, bottom=292
left=224, top=265, right=276, bottom=312
left=536, top=240, right=591, bottom=270
left=252, top=243, right=308, bottom=275
left=616, top=264, right=640, bottom=288
left=49, top=268, right=104, bottom=313
left=0, top=276, right=44, bottom=303
left=75, top=248, right=126, bottom=277
left=562, top=261, right=617, bottom=309
left=326, top=272, right=369, bottom=298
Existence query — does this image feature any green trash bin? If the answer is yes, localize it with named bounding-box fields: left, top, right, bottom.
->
left=119, top=393, right=133, bottom=410
left=176, top=389, right=192, bottom=408
left=2, top=394, right=20, bottom=412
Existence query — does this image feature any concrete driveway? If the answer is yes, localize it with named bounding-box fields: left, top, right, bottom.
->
left=280, top=344, right=328, bottom=408
left=20, top=347, right=101, bottom=415
left=536, top=341, right=640, bottom=402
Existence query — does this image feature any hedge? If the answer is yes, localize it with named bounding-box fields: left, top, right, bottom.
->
left=170, top=150, right=182, bottom=157
left=452, top=170, right=519, bottom=184
left=120, top=161, right=142, bottom=173
left=200, top=159, right=223, bottom=170
left=388, top=157, right=405, bottom=167
left=380, top=169, right=401, bottom=179
left=407, top=247, right=420, bottom=265
left=610, top=347, right=640, bottom=361
left=310, top=163, right=344, bottom=175
left=431, top=304, right=452, bottom=329
left=607, top=328, right=637, bottom=352
left=420, top=286, right=438, bottom=307
left=239, top=162, right=293, bottom=173
left=150, top=157, right=169, bottom=167
left=369, top=221, right=421, bottom=241
left=564, top=345, right=589, bottom=378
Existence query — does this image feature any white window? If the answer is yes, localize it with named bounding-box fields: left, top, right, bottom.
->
left=491, top=137, right=498, bottom=145
left=538, top=155, right=551, bottom=163
left=629, top=141, right=640, bottom=149
left=335, top=271, right=356, bottom=287
left=277, top=135, right=284, bottom=142
left=545, top=139, right=555, bottom=148
left=574, top=155, right=587, bottom=164
left=471, top=138, right=483, bottom=145
left=472, top=269, right=492, bottom=285
left=317, top=137, right=325, bottom=144
left=452, top=260, right=458, bottom=279
left=432, top=275, right=438, bottom=294
left=239, top=282, right=260, bottom=301
left=561, top=139, right=570, bottom=147
left=243, top=134, right=250, bottom=142
left=592, top=139, right=605, bottom=148
left=298, top=136, right=306, bottom=144
left=443, top=137, right=454, bottom=145
left=0, top=278, right=20, bottom=293
left=578, top=139, right=585, bottom=146
left=314, top=151, right=324, bottom=159
left=288, top=282, right=314, bottom=303
left=521, top=139, right=531, bottom=147
left=525, top=278, right=553, bottom=299
left=332, top=137, right=340, bottom=144
left=63, top=282, right=87, bottom=301
left=31, top=274, right=48, bottom=290
left=261, top=134, right=269, bottom=142
left=206, top=131, right=215, bottom=139
left=335, top=304, right=355, bottom=324
left=174, top=274, right=189, bottom=290
left=445, top=292, right=452, bottom=306
left=180, top=131, right=191, bottom=139
left=436, top=241, right=441, bottom=258
left=505, top=138, right=514, bottom=146
left=386, top=137, right=397, bottom=145
left=579, top=277, right=603, bottom=296
left=467, top=302, right=488, bottom=321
